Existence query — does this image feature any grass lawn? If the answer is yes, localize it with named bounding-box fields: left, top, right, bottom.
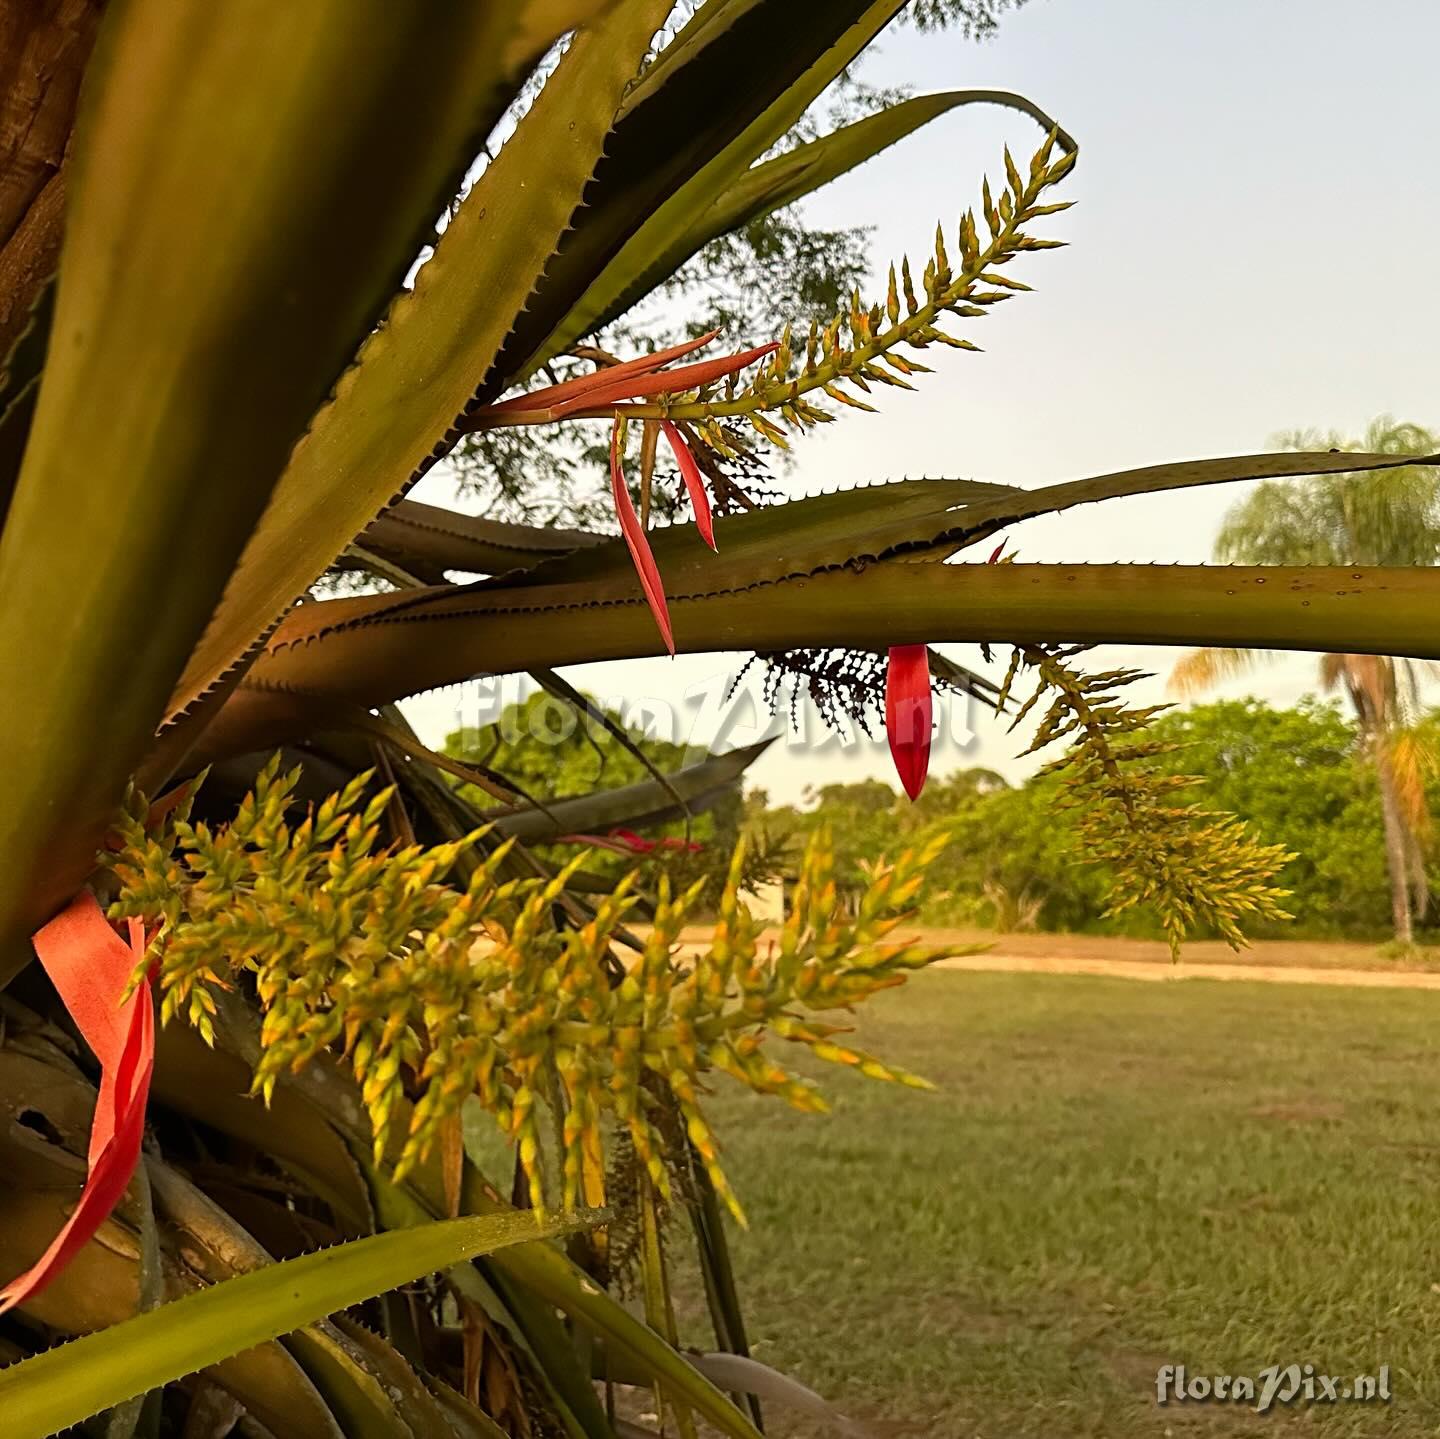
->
left=667, top=970, right=1440, bottom=1437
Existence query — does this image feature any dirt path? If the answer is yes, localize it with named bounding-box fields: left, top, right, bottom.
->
left=931, top=951, right=1440, bottom=989
left=663, top=926, right=1440, bottom=990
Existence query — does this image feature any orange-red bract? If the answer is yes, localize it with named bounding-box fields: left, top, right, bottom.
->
left=610, top=421, right=675, bottom=654
left=0, top=894, right=154, bottom=1313
left=662, top=421, right=716, bottom=550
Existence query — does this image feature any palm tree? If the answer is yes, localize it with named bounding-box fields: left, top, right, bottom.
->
left=1170, top=416, right=1440, bottom=944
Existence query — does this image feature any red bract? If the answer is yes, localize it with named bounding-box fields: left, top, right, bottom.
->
left=555, top=830, right=703, bottom=855
left=885, top=644, right=932, bottom=802
left=474, top=335, right=780, bottom=427
left=0, top=893, right=155, bottom=1314
left=662, top=420, right=716, bottom=550
left=486, top=329, right=721, bottom=418
left=610, top=421, right=674, bottom=654
left=550, top=340, right=778, bottom=418
left=611, top=827, right=702, bottom=854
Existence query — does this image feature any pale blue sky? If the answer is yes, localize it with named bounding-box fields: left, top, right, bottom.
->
left=406, top=0, right=1440, bottom=804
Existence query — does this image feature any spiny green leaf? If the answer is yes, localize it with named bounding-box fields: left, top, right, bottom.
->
left=865, top=449, right=1440, bottom=561
left=164, top=0, right=673, bottom=728
left=359, top=499, right=605, bottom=580
left=371, top=1168, right=767, bottom=1439
left=318, top=1314, right=469, bottom=1439
left=539, top=0, right=913, bottom=362
left=582, top=87, right=1073, bottom=341
left=495, top=1225, right=767, bottom=1439
left=432, top=453, right=1429, bottom=621
left=488, top=450, right=1436, bottom=606
left=193, top=555, right=1440, bottom=765
left=0, top=1212, right=587, bottom=1438
left=485, top=737, right=774, bottom=843
left=310, top=475, right=1020, bottom=620
left=0, top=0, right=584, bottom=972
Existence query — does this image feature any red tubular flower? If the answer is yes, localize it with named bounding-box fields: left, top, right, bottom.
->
left=512, top=333, right=782, bottom=650
left=553, top=833, right=636, bottom=855
left=549, top=340, right=779, bottom=418
left=610, top=421, right=675, bottom=654
left=0, top=893, right=155, bottom=1313
left=476, top=335, right=780, bottom=427
left=486, top=329, right=721, bottom=418
left=555, top=830, right=703, bottom=855
left=610, top=827, right=702, bottom=854
left=661, top=420, right=715, bottom=550
left=885, top=644, right=933, bottom=802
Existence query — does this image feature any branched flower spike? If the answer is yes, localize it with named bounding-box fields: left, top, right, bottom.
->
left=610, top=131, right=1076, bottom=454
left=484, top=337, right=772, bottom=647
left=104, top=760, right=978, bottom=1220
left=466, top=134, right=1073, bottom=462
left=998, top=645, right=1296, bottom=956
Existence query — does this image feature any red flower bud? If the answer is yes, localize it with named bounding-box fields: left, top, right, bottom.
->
left=885, top=644, right=932, bottom=801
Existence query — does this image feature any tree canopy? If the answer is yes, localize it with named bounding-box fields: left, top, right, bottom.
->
left=761, top=698, right=1440, bottom=942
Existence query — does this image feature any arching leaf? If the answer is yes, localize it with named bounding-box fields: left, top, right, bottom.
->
left=194, top=552, right=1440, bottom=764
left=361, top=500, right=605, bottom=579
left=487, top=738, right=774, bottom=843
left=537, top=0, right=915, bottom=362
left=582, top=87, right=1073, bottom=340
left=0, top=1211, right=587, bottom=1438
left=164, top=0, right=674, bottom=726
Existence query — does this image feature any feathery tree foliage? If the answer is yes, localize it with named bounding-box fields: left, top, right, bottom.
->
left=1, top=3, right=1438, bottom=1434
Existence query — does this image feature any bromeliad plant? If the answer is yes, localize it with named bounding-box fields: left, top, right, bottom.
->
left=2, top=1, right=1439, bottom=1435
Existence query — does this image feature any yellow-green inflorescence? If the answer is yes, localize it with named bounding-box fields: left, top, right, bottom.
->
left=999, top=644, right=1296, bottom=958
left=104, top=759, right=966, bottom=1221
left=629, top=132, right=1076, bottom=455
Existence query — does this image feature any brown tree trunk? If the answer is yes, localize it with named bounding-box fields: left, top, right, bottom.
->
left=0, top=0, right=104, bottom=358
left=1373, top=735, right=1415, bottom=945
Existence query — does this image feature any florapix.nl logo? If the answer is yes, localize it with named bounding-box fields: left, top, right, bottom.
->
left=1156, top=1363, right=1391, bottom=1415
left=450, top=664, right=981, bottom=763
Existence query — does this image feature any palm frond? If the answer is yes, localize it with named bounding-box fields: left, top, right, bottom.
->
left=1386, top=726, right=1440, bottom=841
left=1167, top=646, right=1270, bottom=697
